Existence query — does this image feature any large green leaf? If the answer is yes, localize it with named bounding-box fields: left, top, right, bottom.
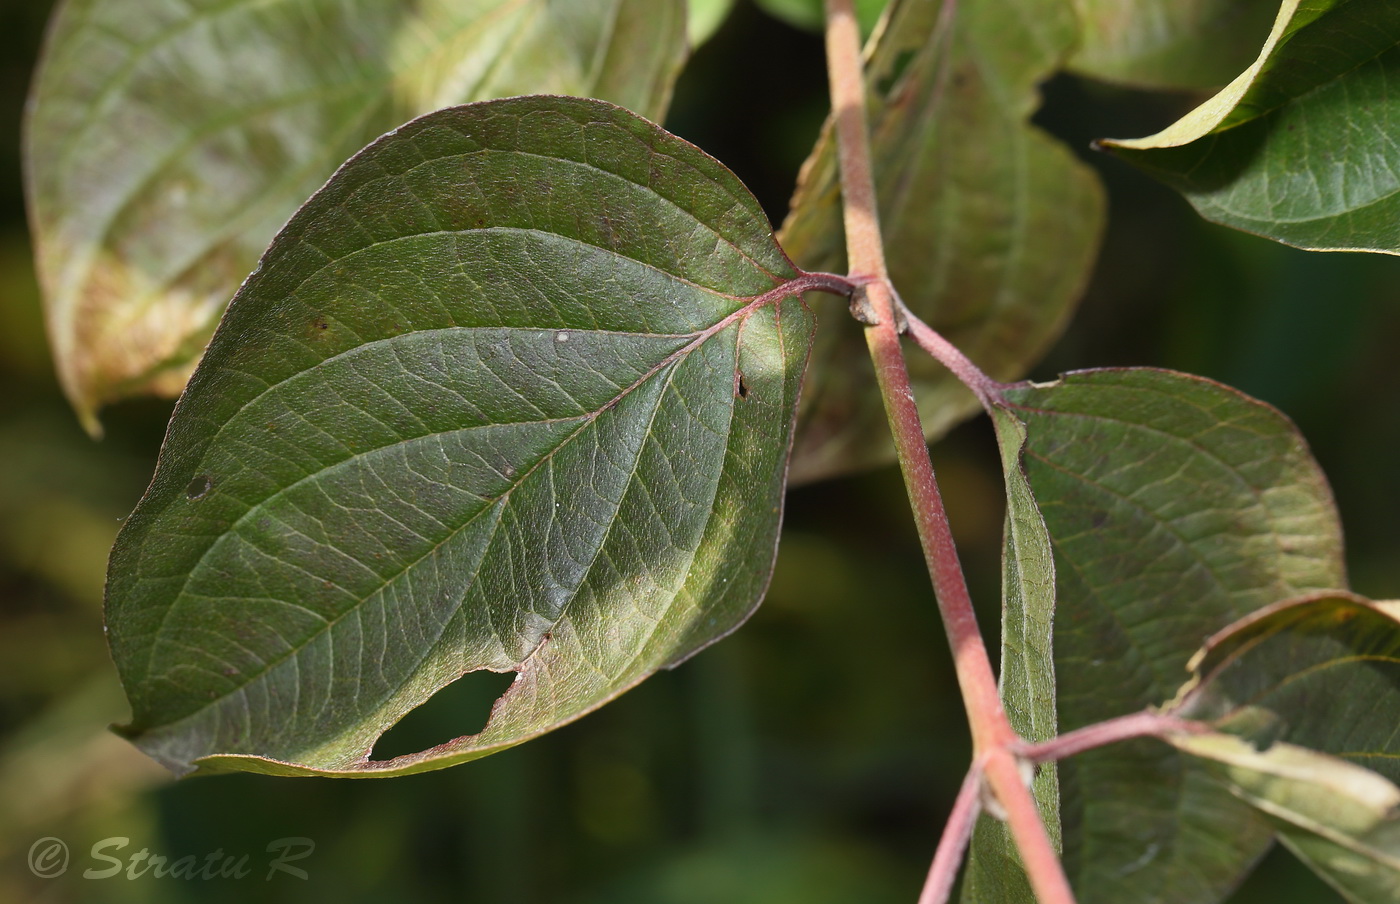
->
left=1069, top=0, right=1278, bottom=89
left=1001, top=368, right=1346, bottom=902
left=960, top=407, right=1060, bottom=903
left=1102, top=0, right=1400, bottom=253
left=25, top=0, right=688, bottom=432
left=104, top=96, right=814, bottom=778
left=780, top=0, right=1104, bottom=483
left=1172, top=731, right=1400, bottom=904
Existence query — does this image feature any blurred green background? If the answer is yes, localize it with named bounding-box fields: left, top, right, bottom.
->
left=3, top=2, right=1398, bottom=902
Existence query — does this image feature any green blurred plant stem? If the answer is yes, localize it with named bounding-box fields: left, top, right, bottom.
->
left=822, top=1, right=1074, bottom=901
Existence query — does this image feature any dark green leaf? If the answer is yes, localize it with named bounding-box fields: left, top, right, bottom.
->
left=781, top=0, right=1104, bottom=483
left=1069, top=0, right=1278, bottom=89
left=26, top=0, right=688, bottom=431
left=1002, top=368, right=1346, bottom=902
left=1102, top=0, right=1400, bottom=253
left=1171, top=730, right=1400, bottom=904
left=753, top=0, right=892, bottom=35
left=105, top=96, right=813, bottom=778
left=961, top=407, right=1060, bottom=903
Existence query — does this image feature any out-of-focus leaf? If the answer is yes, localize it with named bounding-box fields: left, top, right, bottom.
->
left=25, top=0, right=689, bottom=433
left=781, top=0, right=1104, bottom=483
left=1172, top=592, right=1400, bottom=785
left=1102, top=0, right=1400, bottom=253
left=1171, top=730, right=1400, bottom=904
left=1001, top=368, right=1346, bottom=902
left=105, top=96, right=814, bottom=778
left=960, top=407, right=1060, bottom=903
left=754, top=0, right=892, bottom=35
left=689, top=0, right=739, bottom=46
left=1069, top=0, right=1277, bottom=89
left=0, top=677, right=169, bottom=863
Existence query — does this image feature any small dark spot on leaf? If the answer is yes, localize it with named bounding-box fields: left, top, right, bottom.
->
left=186, top=475, right=213, bottom=500
left=1091, top=511, right=1108, bottom=529
left=737, top=375, right=750, bottom=399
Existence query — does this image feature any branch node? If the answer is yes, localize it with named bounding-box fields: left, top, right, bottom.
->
left=849, top=282, right=909, bottom=333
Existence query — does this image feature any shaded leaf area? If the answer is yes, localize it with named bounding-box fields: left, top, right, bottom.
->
left=1000, top=369, right=1346, bottom=903
left=105, top=96, right=813, bottom=778
left=1174, top=592, right=1400, bottom=785
left=688, top=0, right=740, bottom=46
left=1103, top=0, right=1400, bottom=253
left=780, top=0, right=1104, bottom=483
left=25, top=0, right=688, bottom=430
left=1166, top=592, right=1400, bottom=900
left=959, top=408, right=1061, bottom=903
left=1172, top=731, right=1400, bottom=904
left=1069, top=0, right=1278, bottom=89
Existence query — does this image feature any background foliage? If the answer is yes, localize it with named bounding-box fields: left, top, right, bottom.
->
left=4, top=1, right=1400, bottom=901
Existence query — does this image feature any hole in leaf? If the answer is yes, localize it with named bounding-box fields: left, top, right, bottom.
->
left=185, top=475, right=212, bottom=500
left=369, top=669, right=517, bottom=761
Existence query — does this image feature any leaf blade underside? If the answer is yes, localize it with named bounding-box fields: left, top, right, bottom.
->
left=1002, top=368, right=1346, bottom=903
left=1166, top=591, right=1400, bottom=899
left=104, top=96, right=814, bottom=778
left=1068, top=0, right=1278, bottom=90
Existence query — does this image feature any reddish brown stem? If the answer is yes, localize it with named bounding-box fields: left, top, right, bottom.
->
left=919, top=761, right=983, bottom=904
left=1018, top=711, right=1208, bottom=764
left=823, top=2, right=1075, bottom=902
left=899, top=301, right=1008, bottom=409
left=823, top=0, right=1005, bottom=754
left=984, top=749, right=1074, bottom=903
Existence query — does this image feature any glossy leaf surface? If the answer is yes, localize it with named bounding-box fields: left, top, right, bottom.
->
left=1103, top=0, right=1400, bottom=253
left=1069, top=0, right=1277, bottom=89
left=26, top=0, right=688, bottom=431
left=781, top=0, right=1104, bottom=483
left=105, top=96, right=813, bottom=778
left=1002, top=369, right=1346, bottom=902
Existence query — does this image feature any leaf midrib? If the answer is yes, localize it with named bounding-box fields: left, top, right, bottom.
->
left=138, top=297, right=773, bottom=727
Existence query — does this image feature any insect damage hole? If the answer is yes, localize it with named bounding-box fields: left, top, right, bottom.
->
left=369, top=669, right=517, bottom=761
left=185, top=475, right=213, bottom=500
